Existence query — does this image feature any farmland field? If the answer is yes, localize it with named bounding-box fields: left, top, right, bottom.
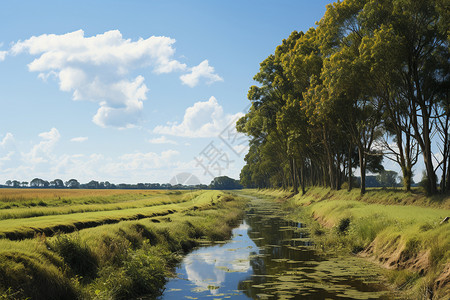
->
left=0, top=188, right=246, bottom=299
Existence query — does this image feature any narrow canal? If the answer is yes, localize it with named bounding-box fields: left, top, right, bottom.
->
left=160, top=196, right=391, bottom=299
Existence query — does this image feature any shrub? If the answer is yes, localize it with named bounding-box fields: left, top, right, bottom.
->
left=337, top=218, right=351, bottom=234
left=123, top=248, right=168, bottom=297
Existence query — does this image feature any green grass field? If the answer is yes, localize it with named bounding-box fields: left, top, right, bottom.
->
left=0, top=189, right=246, bottom=299
left=0, top=190, right=214, bottom=239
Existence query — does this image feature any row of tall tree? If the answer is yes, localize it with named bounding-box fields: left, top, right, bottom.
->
left=3, top=178, right=195, bottom=189
left=4, top=178, right=112, bottom=189
left=3, top=176, right=242, bottom=190
left=237, top=0, right=449, bottom=195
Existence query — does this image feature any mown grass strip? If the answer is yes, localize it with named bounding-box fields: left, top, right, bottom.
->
left=0, top=194, right=189, bottom=220
left=0, top=189, right=173, bottom=208
left=0, top=190, right=221, bottom=240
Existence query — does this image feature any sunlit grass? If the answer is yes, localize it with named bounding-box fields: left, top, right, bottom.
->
left=0, top=188, right=168, bottom=207
left=0, top=195, right=190, bottom=220
left=0, top=190, right=220, bottom=240
left=0, top=190, right=247, bottom=299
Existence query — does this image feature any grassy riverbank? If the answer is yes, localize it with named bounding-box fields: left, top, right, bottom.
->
left=243, top=188, right=450, bottom=299
left=0, top=189, right=247, bottom=299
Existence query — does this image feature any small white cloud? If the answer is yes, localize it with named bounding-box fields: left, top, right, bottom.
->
left=108, top=149, right=180, bottom=171
left=0, top=43, right=5, bottom=61
left=0, top=133, right=14, bottom=147
left=39, top=128, right=60, bottom=140
left=180, top=60, right=223, bottom=87
left=0, top=151, right=14, bottom=162
left=25, top=128, right=60, bottom=164
left=148, top=136, right=178, bottom=145
left=38, top=71, right=58, bottom=82
left=154, top=96, right=242, bottom=138
left=0, top=133, right=19, bottom=170
left=70, top=136, right=88, bottom=142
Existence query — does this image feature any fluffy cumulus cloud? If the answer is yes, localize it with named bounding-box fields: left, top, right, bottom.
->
left=9, top=30, right=220, bottom=128
left=148, top=136, right=178, bottom=145
left=180, top=60, right=223, bottom=87
left=154, top=96, right=243, bottom=138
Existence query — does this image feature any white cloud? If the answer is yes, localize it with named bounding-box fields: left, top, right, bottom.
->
left=25, top=128, right=60, bottom=164
left=0, top=43, right=5, bottom=61
left=0, top=132, right=242, bottom=183
left=180, top=60, right=223, bottom=87
left=111, top=149, right=179, bottom=171
left=0, top=133, right=14, bottom=147
left=1, top=127, right=226, bottom=184
left=0, top=129, right=183, bottom=182
left=39, top=128, right=60, bottom=140
left=0, top=133, right=18, bottom=170
left=9, top=30, right=223, bottom=128
left=10, top=30, right=188, bottom=128
left=154, top=96, right=243, bottom=138
left=148, top=136, right=178, bottom=145
left=0, top=151, right=14, bottom=162
left=70, top=136, right=88, bottom=142
left=49, top=149, right=181, bottom=182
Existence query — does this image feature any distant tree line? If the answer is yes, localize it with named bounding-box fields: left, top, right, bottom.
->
left=237, top=0, right=449, bottom=195
left=1, top=176, right=242, bottom=190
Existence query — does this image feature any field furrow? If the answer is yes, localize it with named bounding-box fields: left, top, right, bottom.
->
left=0, top=189, right=218, bottom=240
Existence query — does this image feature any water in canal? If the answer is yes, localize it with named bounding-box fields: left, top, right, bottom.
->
left=160, top=197, right=390, bottom=299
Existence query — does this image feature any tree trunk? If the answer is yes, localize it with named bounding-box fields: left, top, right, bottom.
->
left=322, top=164, right=328, bottom=187
left=447, top=153, right=450, bottom=192
left=423, top=146, right=437, bottom=194
left=358, top=145, right=366, bottom=195
left=440, top=115, right=449, bottom=193
left=422, top=113, right=437, bottom=194
left=291, top=157, right=299, bottom=194
left=348, top=143, right=353, bottom=191
left=300, top=162, right=306, bottom=195
left=336, top=154, right=342, bottom=190
left=323, top=127, right=335, bottom=189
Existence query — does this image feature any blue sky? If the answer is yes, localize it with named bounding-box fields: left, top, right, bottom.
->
left=0, top=0, right=339, bottom=184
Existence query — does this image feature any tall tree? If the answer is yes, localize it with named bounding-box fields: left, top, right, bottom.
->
left=358, top=0, right=449, bottom=194
left=65, top=179, right=80, bottom=189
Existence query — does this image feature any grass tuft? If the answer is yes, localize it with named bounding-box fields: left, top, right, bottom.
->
left=48, top=233, right=98, bottom=282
